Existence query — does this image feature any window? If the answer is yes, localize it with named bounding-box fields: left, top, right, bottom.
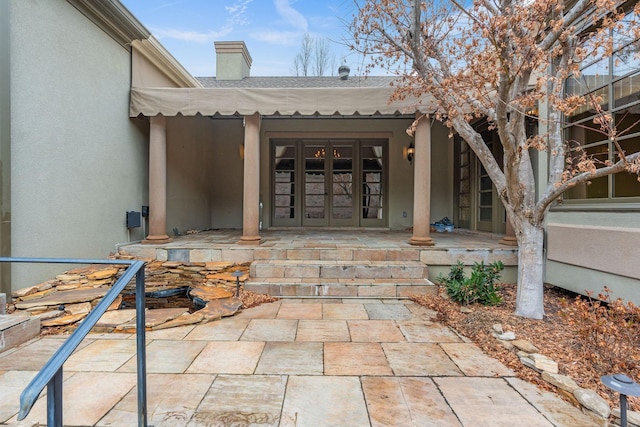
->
left=563, top=12, right=640, bottom=201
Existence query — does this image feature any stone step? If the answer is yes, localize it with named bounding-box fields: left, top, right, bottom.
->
left=252, top=247, right=421, bottom=262
left=249, top=260, right=428, bottom=280
left=244, top=278, right=436, bottom=298
left=0, top=315, right=40, bottom=353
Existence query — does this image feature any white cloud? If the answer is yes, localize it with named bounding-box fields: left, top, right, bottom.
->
left=152, top=26, right=232, bottom=43
left=225, top=0, right=253, bottom=26
left=274, top=0, right=308, bottom=31
left=249, top=30, right=302, bottom=46
left=152, top=0, right=253, bottom=44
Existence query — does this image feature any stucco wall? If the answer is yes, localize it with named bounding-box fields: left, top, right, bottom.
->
left=0, top=1, right=11, bottom=295
left=10, top=0, right=148, bottom=290
left=545, top=210, right=640, bottom=304
left=165, top=116, right=240, bottom=232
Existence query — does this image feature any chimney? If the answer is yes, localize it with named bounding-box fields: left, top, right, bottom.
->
left=214, top=41, right=252, bottom=81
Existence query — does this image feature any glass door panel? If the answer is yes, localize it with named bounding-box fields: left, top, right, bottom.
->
left=361, top=142, right=385, bottom=226
left=273, top=142, right=297, bottom=226
left=303, top=143, right=328, bottom=226
left=331, top=143, right=355, bottom=225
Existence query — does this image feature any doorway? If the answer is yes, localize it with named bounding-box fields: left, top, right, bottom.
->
left=272, top=139, right=386, bottom=227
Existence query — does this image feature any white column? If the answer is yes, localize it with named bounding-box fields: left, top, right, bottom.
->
left=143, top=115, right=171, bottom=244
left=239, top=113, right=262, bottom=244
left=409, top=114, right=434, bottom=246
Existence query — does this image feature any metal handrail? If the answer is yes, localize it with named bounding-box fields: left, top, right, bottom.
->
left=0, top=257, right=148, bottom=427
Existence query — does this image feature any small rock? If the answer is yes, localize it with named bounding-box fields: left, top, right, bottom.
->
left=612, top=408, right=640, bottom=427
left=518, top=354, right=539, bottom=372
left=56, top=274, right=83, bottom=282
left=206, top=272, right=249, bottom=282
left=204, top=261, right=233, bottom=271
left=499, top=340, right=514, bottom=350
left=86, top=268, right=119, bottom=281
left=573, top=388, right=610, bottom=421
left=12, top=285, right=40, bottom=299
left=33, top=310, right=64, bottom=321
left=542, top=371, right=579, bottom=393
left=189, top=287, right=234, bottom=301
left=460, top=306, right=473, bottom=313
left=200, top=298, right=243, bottom=321
left=107, top=295, right=123, bottom=311
left=492, top=323, right=504, bottom=334
left=151, top=311, right=204, bottom=330
left=530, top=353, right=558, bottom=373
left=494, top=331, right=516, bottom=341
left=512, top=339, right=539, bottom=353
left=96, top=309, right=137, bottom=328
left=65, top=302, right=92, bottom=315
left=41, top=312, right=87, bottom=327
left=18, top=288, right=57, bottom=301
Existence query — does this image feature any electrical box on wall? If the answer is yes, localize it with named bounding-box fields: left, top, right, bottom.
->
left=141, top=206, right=149, bottom=217
left=126, top=211, right=141, bottom=229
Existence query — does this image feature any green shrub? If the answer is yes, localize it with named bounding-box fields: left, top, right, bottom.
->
left=438, top=261, right=504, bottom=306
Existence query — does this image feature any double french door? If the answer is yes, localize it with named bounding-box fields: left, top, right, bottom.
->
left=272, top=139, right=386, bottom=227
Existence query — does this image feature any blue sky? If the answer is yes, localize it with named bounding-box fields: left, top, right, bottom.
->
left=120, top=0, right=360, bottom=77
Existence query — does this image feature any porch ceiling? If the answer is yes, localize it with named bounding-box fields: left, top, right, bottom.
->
left=129, top=86, right=437, bottom=117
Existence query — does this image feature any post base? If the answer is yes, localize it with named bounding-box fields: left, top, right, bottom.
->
left=142, top=235, right=172, bottom=245
left=238, top=235, right=262, bottom=245
left=408, top=236, right=435, bottom=246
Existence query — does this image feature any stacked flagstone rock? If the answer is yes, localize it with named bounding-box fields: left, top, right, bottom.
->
left=9, top=259, right=250, bottom=332
left=490, top=323, right=640, bottom=426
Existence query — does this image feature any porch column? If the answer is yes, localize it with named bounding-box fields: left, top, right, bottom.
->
left=143, top=114, right=171, bottom=244
left=409, top=114, right=435, bottom=246
left=499, top=218, right=518, bottom=246
left=239, top=113, right=261, bottom=244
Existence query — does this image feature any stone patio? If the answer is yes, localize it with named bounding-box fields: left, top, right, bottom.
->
left=0, top=298, right=597, bottom=426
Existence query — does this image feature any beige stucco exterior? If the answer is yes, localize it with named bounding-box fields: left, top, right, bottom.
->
left=2, top=0, right=153, bottom=291
left=545, top=211, right=640, bottom=304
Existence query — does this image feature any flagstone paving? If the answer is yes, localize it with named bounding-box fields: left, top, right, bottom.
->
left=0, top=299, right=599, bottom=426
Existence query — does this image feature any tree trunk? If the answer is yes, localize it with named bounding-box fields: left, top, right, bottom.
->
left=514, top=222, right=545, bottom=319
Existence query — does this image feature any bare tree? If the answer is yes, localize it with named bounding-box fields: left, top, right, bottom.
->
left=350, top=0, right=640, bottom=319
left=293, top=33, right=314, bottom=76
left=314, top=37, right=331, bottom=76
left=293, top=33, right=337, bottom=76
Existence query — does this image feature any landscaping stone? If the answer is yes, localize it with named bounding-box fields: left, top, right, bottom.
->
left=97, top=309, right=138, bottom=328
left=151, top=311, right=204, bottom=330
left=573, top=387, right=611, bottom=420
left=189, top=287, right=234, bottom=301
left=494, top=331, right=516, bottom=341
left=15, top=288, right=109, bottom=310
left=542, top=371, right=579, bottom=393
left=512, top=339, right=539, bottom=353
left=65, top=302, right=92, bottom=316
left=41, top=313, right=88, bottom=327
left=7, top=257, right=253, bottom=335
left=612, top=408, right=640, bottom=427
left=200, top=298, right=243, bottom=321
left=86, top=268, right=119, bottom=281
left=530, top=353, right=558, bottom=373
left=492, top=323, right=503, bottom=334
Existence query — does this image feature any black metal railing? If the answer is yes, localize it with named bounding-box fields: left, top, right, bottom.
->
left=0, top=257, right=148, bottom=427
